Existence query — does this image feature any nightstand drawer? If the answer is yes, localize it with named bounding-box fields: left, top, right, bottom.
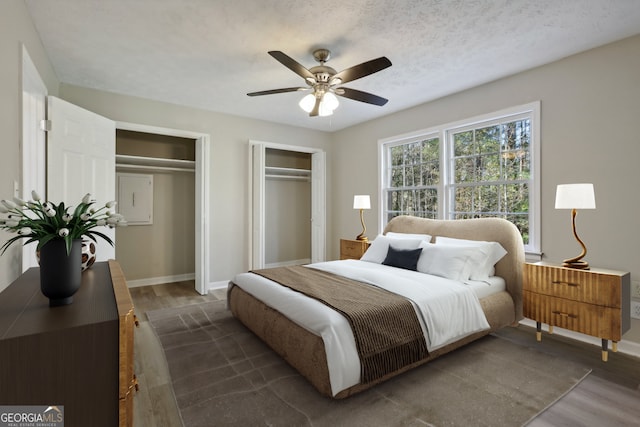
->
left=524, top=291, right=622, bottom=341
left=340, top=239, right=369, bottom=260
left=523, top=263, right=623, bottom=307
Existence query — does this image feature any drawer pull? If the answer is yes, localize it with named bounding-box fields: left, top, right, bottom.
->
left=552, top=310, right=577, bottom=319
left=551, top=280, right=579, bottom=288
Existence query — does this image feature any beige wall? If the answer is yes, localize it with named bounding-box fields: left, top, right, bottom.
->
left=59, top=83, right=333, bottom=284
left=331, top=35, right=640, bottom=343
left=116, top=170, right=195, bottom=281
left=265, top=179, right=311, bottom=265
left=0, top=1, right=59, bottom=291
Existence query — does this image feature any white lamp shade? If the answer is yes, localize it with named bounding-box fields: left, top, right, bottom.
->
left=299, top=94, right=316, bottom=113
left=353, top=195, right=371, bottom=209
left=555, top=183, right=596, bottom=209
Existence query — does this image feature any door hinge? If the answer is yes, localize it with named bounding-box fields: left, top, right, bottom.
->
left=40, top=119, right=52, bottom=131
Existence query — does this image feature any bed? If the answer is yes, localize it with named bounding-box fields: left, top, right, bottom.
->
left=228, top=215, right=524, bottom=398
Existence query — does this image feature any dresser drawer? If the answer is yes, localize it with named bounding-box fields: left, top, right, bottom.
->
left=523, top=263, right=622, bottom=307
left=524, top=291, right=622, bottom=341
left=340, top=239, right=369, bottom=260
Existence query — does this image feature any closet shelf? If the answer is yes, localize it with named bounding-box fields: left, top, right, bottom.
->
left=116, top=154, right=195, bottom=172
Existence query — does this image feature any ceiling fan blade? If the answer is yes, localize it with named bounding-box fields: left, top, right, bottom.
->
left=337, top=87, right=388, bottom=106
left=247, top=87, right=305, bottom=96
left=309, top=97, right=321, bottom=117
left=332, top=57, right=392, bottom=85
left=268, top=51, right=315, bottom=81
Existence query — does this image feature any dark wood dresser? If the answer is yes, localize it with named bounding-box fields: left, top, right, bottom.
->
left=0, top=260, right=136, bottom=427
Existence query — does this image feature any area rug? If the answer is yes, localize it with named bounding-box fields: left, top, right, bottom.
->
left=147, top=300, right=590, bottom=427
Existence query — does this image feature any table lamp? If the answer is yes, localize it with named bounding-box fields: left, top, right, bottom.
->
left=555, top=183, right=596, bottom=269
left=353, top=195, right=371, bottom=241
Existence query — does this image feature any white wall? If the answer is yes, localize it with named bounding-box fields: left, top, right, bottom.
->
left=0, top=1, right=59, bottom=291
left=58, top=83, right=333, bottom=284
left=331, top=34, right=640, bottom=344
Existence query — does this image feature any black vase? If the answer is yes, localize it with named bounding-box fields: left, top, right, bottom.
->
left=39, top=239, right=82, bottom=307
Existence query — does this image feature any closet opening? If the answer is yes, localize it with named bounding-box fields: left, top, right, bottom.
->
left=115, top=130, right=196, bottom=287
left=265, top=148, right=312, bottom=267
left=250, top=140, right=326, bottom=270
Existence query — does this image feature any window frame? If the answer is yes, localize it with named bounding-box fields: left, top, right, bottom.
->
left=378, top=101, right=541, bottom=255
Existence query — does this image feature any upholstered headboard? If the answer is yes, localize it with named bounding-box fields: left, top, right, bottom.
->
left=383, top=215, right=524, bottom=320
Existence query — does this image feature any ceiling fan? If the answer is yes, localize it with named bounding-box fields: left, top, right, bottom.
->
left=247, top=49, right=392, bottom=117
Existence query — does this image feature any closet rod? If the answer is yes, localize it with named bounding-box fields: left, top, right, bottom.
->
left=265, top=174, right=310, bottom=182
left=116, top=163, right=195, bottom=173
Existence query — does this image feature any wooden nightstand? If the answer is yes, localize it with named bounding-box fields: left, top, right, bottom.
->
left=523, top=261, right=630, bottom=361
left=340, top=239, right=370, bottom=260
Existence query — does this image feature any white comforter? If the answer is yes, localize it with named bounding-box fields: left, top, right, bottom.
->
left=231, top=259, right=490, bottom=396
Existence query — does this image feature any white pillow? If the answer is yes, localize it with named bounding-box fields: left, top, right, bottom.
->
left=434, top=236, right=507, bottom=280
left=385, top=232, right=432, bottom=242
left=360, top=234, right=424, bottom=264
left=417, top=241, right=485, bottom=282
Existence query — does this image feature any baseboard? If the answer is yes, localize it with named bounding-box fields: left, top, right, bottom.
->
left=207, top=280, right=229, bottom=291
left=127, top=272, right=195, bottom=288
left=519, top=318, right=640, bottom=358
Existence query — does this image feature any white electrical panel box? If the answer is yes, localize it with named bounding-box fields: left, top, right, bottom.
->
left=117, top=173, right=153, bottom=225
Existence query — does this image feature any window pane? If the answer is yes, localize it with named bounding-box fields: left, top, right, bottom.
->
left=479, top=154, right=500, bottom=181
left=502, top=183, right=529, bottom=214
left=390, top=166, right=404, bottom=187
left=391, top=145, right=404, bottom=166
left=477, top=185, right=499, bottom=213
left=502, top=150, right=530, bottom=180
left=454, top=186, right=473, bottom=213
left=454, top=130, right=474, bottom=157
left=476, top=125, right=500, bottom=155
left=455, top=157, right=476, bottom=182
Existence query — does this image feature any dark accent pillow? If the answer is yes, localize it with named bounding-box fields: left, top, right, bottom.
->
left=382, top=245, right=423, bottom=271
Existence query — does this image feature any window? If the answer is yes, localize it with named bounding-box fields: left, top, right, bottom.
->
left=379, top=102, right=540, bottom=253
left=385, top=135, right=440, bottom=220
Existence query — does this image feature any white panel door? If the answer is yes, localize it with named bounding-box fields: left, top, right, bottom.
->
left=21, top=47, right=47, bottom=271
left=47, top=96, right=116, bottom=260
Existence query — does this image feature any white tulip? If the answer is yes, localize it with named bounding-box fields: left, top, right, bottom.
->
left=31, top=190, right=41, bottom=201
left=0, top=205, right=8, bottom=214
left=45, top=208, right=56, bottom=217
left=6, top=220, right=19, bottom=227
left=1, top=199, right=17, bottom=210
left=62, top=213, right=73, bottom=223
left=82, top=193, right=92, bottom=204
left=106, top=217, right=119, bottom=225
left=80, top=213, right=90, bottom=221
left=58, top=228, right=69, bottom=237
left=96, top=219, right=107, bottom=226
left=13, top=197, right=27, bottom=207
left=19, top=227, right=32, bottom=235
left=106, top=200, right=117, bottom=208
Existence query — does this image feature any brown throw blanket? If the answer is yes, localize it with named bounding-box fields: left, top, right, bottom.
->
left=251, top=265, right=428, bottom=383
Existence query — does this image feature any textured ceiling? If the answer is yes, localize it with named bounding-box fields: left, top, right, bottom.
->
left=25, top=0, right=640, bottom=132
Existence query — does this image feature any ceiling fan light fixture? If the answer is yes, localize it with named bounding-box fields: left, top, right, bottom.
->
left=299, top=93, right=316, bottom=113
left=322, top=92, right=339, bottom=111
